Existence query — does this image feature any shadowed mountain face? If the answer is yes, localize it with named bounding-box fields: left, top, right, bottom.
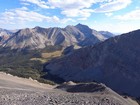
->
left=0, top=36, right=2, bottom=41
left=2, top=24, right=106, bottom=50
left=45, top=29, right=140, bottom=97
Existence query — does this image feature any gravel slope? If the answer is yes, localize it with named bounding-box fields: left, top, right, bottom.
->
left=0, top=72, right=138, bottom=105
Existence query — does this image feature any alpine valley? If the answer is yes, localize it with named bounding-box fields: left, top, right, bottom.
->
left=0, top=24, right=139, bottom=105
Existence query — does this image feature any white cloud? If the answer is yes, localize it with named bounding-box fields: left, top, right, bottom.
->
left=78, top=18, right=88, bottom=20
left=20, top=0, right=96, bottom=19
left=61, top=18, right=76, bottom=23
left=18, top=0, right=133, bottom=23
left=48, top=0, right=132, bottom=19
left=21, top=2, right=30, bottom=6
left=20, top=0, right=102, bottom=19
left=94, top=0, right=131, bottom=13
left=0, top=7, right=49, bottom=23
left=61, top=9, right=93, bottom=18
left=105, top=13, right=113, bottom=17
left=20, top=0, right=132, bottom=20
left=114, top=9, right=140, bottom=20
left=0, top=7, right=74, bottom=25
left=48, top=0, right=96, bottom=9
left=48, top=0, right=96, bottom=19
left=21, top=0, right=49, bottom=8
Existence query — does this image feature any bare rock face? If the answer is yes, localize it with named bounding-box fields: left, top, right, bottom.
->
left=2, top=24, right=106, bottom=50
left=45, top=29, right=140, bottom=97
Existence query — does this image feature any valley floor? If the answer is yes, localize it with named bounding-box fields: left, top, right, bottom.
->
left=0, top=72, right=138, bottom=105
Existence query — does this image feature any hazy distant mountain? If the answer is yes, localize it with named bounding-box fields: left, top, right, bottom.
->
left=9, top=29, right=19, bottom=33
left=45, top=29, right=140, bottom=97
left=0, top=28, right=12, bottom=36
left=2, top=24, right=106, bottom=50
left=99, top=31, right=115, bottom=38
left=0, top=28, right=12, bottom=44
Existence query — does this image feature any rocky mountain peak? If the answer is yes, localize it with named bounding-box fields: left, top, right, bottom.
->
left=75, top=23, right=91, bottom=33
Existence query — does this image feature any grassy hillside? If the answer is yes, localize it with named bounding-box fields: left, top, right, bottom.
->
left=0, top=45, right=63, bottom=85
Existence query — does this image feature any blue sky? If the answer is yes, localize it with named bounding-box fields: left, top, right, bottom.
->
left=0, top=0, right=140, bottom=33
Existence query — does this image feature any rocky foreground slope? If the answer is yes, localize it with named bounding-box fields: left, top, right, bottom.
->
left=45, top=29, right=140, bottom=97
left=0, top=72, right=138, bottom=105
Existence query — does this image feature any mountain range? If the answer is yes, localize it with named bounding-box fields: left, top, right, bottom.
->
left=45, top=29, right=140, bottom=97
left=1, top=24, right=114, bottom=50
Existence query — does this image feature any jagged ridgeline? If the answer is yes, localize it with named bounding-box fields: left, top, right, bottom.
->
left=1, top=24, right=113, bottom=50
